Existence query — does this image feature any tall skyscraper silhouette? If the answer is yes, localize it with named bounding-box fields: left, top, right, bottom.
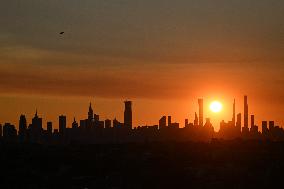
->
left=194, top=112, right=198, bottom=126
left=19, top=114, right=27, bottom=140
left=47, top=121, right=53, bottom=136
left=198, top=99, right=203, bottom=127
left=262, top=121, right=268, bottom=135
left=168, top=116, right=172, bottom=127
left=236, top=113, right=242, bottom=132
left=124, top=101, right=132, bottom=129
left=232, top=99, right=236, bottom=126
left=30, top=110, right=42, bottom=143
left=244, top=96, right=248, bottom=129
left=59, top=115, right=66, bottom=136
left=251, top=115, right=255, bottom=128
left=88, top=102, right=94, bottom=121
left=159, top=116, right=167, bottom=129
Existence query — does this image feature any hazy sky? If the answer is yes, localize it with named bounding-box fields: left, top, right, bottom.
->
left=0, top=0, right=283, bottom=130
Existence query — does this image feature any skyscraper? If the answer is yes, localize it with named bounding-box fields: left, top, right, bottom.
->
left=262, top=121, right=268, bottom=135
left=198, top=98, right=203, bottom=127
left=71, top=118, right=78, bottom=129
left=251, top=115, right=255, bottom=128
left=168, top=116, right=172, bottom=127
left=124, top=101, right=132, bottom=129
left=19, top=114, right=27, bottom=140
left=244, top=95, right=248, bottom=129
left=236, top=113, right=242, bottom=132
left=269, top=121, right=274, bottom=131
left=59, top=115, right=66, bottom=136
left=47, top=122, right=53, bottom=136
left=232, top=99, right=236, bottom=126
left=194, top=112, right=198, bottom=126
left=88, top=102, right=94, bottom=121
left=30, top=110, right=43, bottom=142
left=159, top=116, right=167, bottom=129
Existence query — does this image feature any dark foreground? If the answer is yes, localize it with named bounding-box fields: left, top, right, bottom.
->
left=1, top=140, right=284, bottom=189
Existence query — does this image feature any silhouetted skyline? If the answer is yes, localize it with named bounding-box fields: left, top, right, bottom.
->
left=1, top=95, right=284, bottom=144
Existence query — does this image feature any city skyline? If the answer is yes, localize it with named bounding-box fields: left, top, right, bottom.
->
left=1, top=95, right=282, bottom=133
left=2, top=95, right=284, bottom=144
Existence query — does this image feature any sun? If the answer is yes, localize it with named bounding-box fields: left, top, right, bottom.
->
left=210, top=101, right=222, bottom=113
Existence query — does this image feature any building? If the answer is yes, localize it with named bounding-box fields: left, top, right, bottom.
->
left=72, top=118, right=78, bottom=129
left=47, top=122, right=53, bottom=136
left=244, top=95, right=248, bottom=129
left=198, top=98, right=203, bottom=127
left=124, top=101, right=132, bottom=129
left=269, top=121, right=274, bottom=131
left=3, top=123, right=17, bottom=140
left=59, top=115, right=66, bottom=136
left=236, top=113, right=242, bottom=132
left=194, top=112, right=198, bottom=126
left=262, top=121, right=268, bottom=135
left=251, top=115, right=255, bottom=128
left=18, top=114, right=27, bottom=140
left=232, top=99, right=236, bottom=126
left=168, top=116, right=172, bottom=127
left=105, top=119, right=111, bottom=128
left=88, top=102, right=94, bottom=121
left=30, top=110, right=43, bottom=143
left=159, top=116, right=167, bottom=130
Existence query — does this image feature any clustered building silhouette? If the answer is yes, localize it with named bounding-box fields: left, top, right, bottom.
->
left=1, top=96, right=283, bottom=144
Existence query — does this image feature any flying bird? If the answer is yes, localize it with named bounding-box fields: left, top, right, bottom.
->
left=59, top=32, right=64, bottom=35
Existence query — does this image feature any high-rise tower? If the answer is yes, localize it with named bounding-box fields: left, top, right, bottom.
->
left=244, top=95, right=248, bottom=129
left=88, top=102, right=94, bottom=121
left=59, top=115, right=66, bottom=136
left=198, top=98, right=203, bottom=127
left=124, top=101, right=132, bottom=129
left=232, top=99, right=236, bottom=126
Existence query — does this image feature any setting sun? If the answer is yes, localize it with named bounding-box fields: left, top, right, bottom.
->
left=210, top=101, right=222, bottom=113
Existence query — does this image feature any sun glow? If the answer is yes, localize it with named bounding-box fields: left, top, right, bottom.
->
left=210, top=101, right=222, bottom=113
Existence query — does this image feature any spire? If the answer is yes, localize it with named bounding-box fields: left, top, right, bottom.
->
left=88, top=102, right=94, bottom=120
left=35, top=109, right=38, bottom=117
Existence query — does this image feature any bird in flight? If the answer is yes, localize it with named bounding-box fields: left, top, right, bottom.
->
left=59, top=32, right=64, bottom=35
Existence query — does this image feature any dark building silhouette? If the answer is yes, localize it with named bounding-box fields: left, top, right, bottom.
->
left=47, top=122, right=53, bottom=136
left=251, top=115, right=255, bottom=128
left=185, top=119, right=189, bottom=127
left=105, top=119, right=111, bottom=128
left=88, top=102, right=94, bottom=121
left=236, top=113, right=242, bottom=132
left=59, top=115, right=66, bottom=136
left=18, top=114, right=27, bottom=141
left=168, top=116, right=172, bottom=127
left=72, top=118, right=78, bottom=129
left=159, top=116, right=167, bottom=129
left=194, top=112, right=198, bottom=126
left=232, top=99, right=236, bottom=126
left=124, top=101, right=132, bottom=129
left=3, top=123, right=17, bottom=141
left=262, top=121, right=268, bottom=135
left=29, top=110, right=42, bottom=143
left=244, top=95, right=249, bottom=129
left=198, top=98, right=203, bottom=127
left=269, top=121, right=275, bottom=131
